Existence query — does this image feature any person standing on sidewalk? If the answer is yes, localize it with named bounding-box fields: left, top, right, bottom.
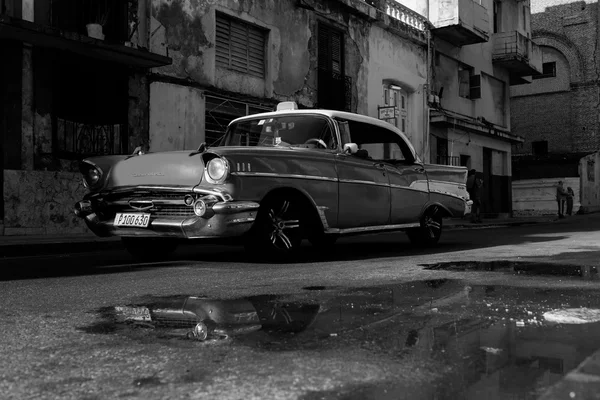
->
left=467, top=169, right=483, bottom=223
left=566, top=186, right=575, bottom=216
left=556, top=181, right=568, bottom=218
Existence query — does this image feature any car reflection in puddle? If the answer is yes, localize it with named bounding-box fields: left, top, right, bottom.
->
left=80, top=279, right=600, bottom=399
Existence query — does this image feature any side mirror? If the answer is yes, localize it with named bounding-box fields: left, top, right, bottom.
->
left=343, top=143, right=358, bottom=154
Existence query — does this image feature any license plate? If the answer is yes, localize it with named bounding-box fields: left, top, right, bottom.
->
left=114, top=213, right=150, bottom=228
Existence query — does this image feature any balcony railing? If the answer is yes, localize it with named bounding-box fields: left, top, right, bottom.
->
left=318, top=68, right=353, bottom=112
left=492, top=31, right=543, bottom=75
left=55, top=118, right=126, bottom=157
left=363, top=0, right=430, bottom=31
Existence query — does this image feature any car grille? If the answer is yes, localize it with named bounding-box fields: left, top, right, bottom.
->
left=101, top=192, right=196, bottom=219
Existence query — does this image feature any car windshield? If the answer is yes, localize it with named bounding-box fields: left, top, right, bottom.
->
left=219, top=114, right=337, bottom=150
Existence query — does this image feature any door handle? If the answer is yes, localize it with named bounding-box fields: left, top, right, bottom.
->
left=373, top=163, right=386, bottom=170
left=413, top=167, right=425, bottom=173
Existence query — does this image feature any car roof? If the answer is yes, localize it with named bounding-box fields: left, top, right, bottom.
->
left=228, top=108, right=418, bottom=157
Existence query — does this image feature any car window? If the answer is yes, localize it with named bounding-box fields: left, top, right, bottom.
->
left=335, top=118, right=415, bottom=164
left=223, top=115, right=337, bottom=150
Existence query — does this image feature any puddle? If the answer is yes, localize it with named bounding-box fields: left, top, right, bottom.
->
left=79, top=280, right=600, bottom=399
left=423, top=260, right=599, bottom=280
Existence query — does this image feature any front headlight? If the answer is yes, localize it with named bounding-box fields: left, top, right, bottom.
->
left=88, top=168, right=102, bottom=185
left=206, top=158, right=228, bottom=183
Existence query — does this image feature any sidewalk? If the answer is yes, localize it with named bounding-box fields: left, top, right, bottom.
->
left=0, top=214, right=564, bottom=258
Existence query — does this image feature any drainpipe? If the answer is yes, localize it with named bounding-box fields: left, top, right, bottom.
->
left=423, top=29, right=432, bottom=163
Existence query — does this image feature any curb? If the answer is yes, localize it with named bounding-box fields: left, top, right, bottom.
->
left=0, top=239, right=123, bottom=258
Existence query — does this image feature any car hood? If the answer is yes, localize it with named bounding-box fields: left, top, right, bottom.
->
left=103, top=151, right=205, bottom=189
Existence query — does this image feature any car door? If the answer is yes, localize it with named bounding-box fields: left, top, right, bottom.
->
left=381, top=130, right=429, bottom=224
left=336, top=152, right=391, bottom=229
left=386, top=161, right=429, bottom=224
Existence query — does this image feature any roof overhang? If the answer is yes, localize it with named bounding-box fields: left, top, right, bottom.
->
left=0, top=15, right=172, bottom=68
left=430, top=110, right=525, bottom=144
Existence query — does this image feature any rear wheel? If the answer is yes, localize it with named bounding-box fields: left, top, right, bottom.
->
left=244, top=195, right=305, bottom=260
left=121, top=237, right=179, bottom=261
left=406, top=206, right=443, bottom=246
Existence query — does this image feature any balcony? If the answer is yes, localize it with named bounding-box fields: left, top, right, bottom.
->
left=492, top=31, right=543, bottom=77
left=429, top=0, right=489, bottom=46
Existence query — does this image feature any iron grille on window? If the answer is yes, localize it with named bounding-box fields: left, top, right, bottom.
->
left=54, top=118, right=125, bottom=157
left=216, top=13, right=267, bottom=78
left=204, top=95, right=272, bottom=145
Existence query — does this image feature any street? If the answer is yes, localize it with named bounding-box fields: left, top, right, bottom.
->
left=1, top=215, right=600, bottom=400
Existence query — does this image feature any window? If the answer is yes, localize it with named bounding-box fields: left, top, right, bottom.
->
left=223, top=115, right=336, bottom=150
left=532, top=62, right=556, bottom=80
left=317, top=24, right=350, bottom=111
left=216, top=13, right=267, bottom=78
left=318, top=24, right=343, bottom=74
left=532, top=140, right=548, bottom=156
left=458, top=65, right=471, bottom=98
left=382, top=84, right=408, bottom=133
left=459, top=65, right=480, bottom=100
left=204, top=95, right=272, bottom=145
left=336, top=118, right=415, bottom=163
left=460, top=154, right=471, bottom=168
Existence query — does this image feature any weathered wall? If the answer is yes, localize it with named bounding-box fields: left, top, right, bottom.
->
left=579, top=151, right=600, bottom=213
left=149, top=82, right=205, bottom=152
left=3, top=170, right=88, bottom=235
left=365, top=18, right=427, bottom=158
left=512, top=177, right=580, bottom=216
left=510, top=1, right=600, bottom=157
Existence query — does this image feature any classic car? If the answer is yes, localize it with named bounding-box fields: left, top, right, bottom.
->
left=73, top=101, right=472, bottom=260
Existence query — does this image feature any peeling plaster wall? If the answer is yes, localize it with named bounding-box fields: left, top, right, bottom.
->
left=3, top=170, right=88, bottom=235
left=365, top=24, right=427, bottom=158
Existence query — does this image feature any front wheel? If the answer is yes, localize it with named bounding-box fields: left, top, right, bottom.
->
left=406, top=206, right=443, bottom=246
left=244, top=196, right=305, bottom=260
left=121, top=237, right=179, bottom=261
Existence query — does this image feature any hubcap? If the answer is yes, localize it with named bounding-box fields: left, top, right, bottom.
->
left=424, top=206, right=441, bottom=239
left=267, top=200, right=300, bottom=250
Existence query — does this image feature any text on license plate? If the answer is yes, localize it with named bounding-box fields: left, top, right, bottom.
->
left=114, top=213, right=150, bottom=228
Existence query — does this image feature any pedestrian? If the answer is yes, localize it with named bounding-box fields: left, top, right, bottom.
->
left=556, top=180, right=568, bottom=218
left=467, top=169, right=483, bottom=223
left=566, top=186, right=575, bottom=216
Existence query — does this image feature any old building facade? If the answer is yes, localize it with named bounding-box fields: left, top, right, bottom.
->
left=0, top=0, right=171, bottom=235
left=510, top=0, right=599, bottom=215
left=1, top=0, right=432, bottom=235
left=427, top=0, right=541, bottom=217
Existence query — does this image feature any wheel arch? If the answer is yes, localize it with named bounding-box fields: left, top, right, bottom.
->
left=256, top=186, right=325, bottom=232
left=421, top=202, right=453, bottom=219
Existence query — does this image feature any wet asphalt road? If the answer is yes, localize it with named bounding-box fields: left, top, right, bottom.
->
left=1, top=215, right=600, bottom=400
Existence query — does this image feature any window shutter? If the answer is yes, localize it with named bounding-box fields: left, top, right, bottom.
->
left=469, top=74, right=481, bottom=99
left=331, top=31, right=342, bottom=73
left=318, top=26, right=330, bottom=70
left=215, top=13, right=266, bottom=78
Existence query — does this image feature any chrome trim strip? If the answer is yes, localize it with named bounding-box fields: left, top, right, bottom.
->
left=430, top=189, right=469, bottom=201
left=112, top=199, right=188, bottom=206
left=227, top=217, right=256, bottom=225
left=231, top=171, right=338, bottom=182
left=212, top=201, right=260, bottom=214
left=338, top=178, right=389, bottom=187
left=428, top=179, right=467, bottom=190
left=328, top=223, right=421, bottom=235
left=389, top=184, right=428, bottom=192
left=102, top=185, right=195, bottom=194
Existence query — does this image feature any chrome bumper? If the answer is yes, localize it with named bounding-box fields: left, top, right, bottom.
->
left=74, top=199, right=260, bottom=239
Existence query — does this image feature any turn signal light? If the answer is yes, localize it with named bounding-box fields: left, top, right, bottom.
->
left=193, top=199, right=206, bottom=217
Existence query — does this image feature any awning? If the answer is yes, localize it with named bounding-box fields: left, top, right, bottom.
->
left=430, top=110, right=524, bottom=144
left=0, top=15, right=172, bottom=68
